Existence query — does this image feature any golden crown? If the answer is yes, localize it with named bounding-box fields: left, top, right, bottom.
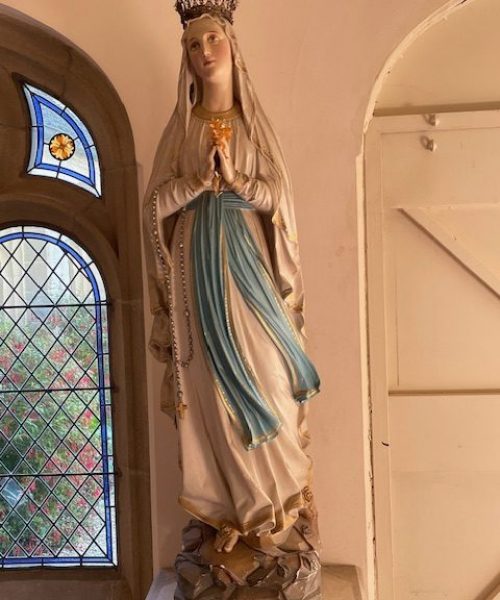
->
left=175, top=0, right=239, bottom=28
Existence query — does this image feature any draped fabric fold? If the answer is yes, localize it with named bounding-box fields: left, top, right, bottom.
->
left=190, top=191, right=320, bottom=449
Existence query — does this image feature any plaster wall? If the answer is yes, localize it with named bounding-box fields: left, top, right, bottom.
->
left=377, top=0, right=500, bottom=112
left=0, top=1, right=471, bottom=598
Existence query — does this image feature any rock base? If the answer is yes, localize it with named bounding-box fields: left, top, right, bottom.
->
left=174, top=515, right=321, bottom=600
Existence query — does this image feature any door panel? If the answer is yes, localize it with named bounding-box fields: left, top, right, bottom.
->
left=391, top=395, right=500, bottom=599
left=385, top=207, right=500, bottom=389
left=366, top=111, right=500, bottom=600
left=381, top=127, right=500, bottom=208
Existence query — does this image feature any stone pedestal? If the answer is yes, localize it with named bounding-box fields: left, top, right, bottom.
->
left=146, top=566, right=362, bottom=600
left=173, top=513, right=321, bottom=600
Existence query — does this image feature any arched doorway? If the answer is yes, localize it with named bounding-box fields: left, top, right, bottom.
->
left=364, top=0, right=500, bottom=598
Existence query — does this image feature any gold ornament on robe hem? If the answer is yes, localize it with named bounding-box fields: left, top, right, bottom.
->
left=179, top=489, right=305, bottom=537
left=193, top=102, right=242, bottom=122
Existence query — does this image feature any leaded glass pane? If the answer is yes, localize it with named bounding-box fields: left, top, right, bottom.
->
left=0, top=226, right=116, bottom=567
left=23, top=83, right=102, bottom=198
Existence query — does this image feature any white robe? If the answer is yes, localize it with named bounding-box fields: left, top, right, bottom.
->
left=152, top=104, right=313, bottom=540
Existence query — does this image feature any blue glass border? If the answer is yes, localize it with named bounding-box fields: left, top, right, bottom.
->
left=0, top=227, right=116, bottom=567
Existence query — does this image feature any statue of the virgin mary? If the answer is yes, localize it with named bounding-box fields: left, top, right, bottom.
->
left=143, top=0, right=321, bottom=560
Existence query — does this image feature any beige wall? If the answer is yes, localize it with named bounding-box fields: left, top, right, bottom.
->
left=0, top=1, right=472, bottom=598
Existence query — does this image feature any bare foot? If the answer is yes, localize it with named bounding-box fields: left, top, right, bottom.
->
left=214, top=523, right=240, bottom=553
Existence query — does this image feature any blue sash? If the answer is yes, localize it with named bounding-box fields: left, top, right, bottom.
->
left=189, top=191, right=320, bottom=450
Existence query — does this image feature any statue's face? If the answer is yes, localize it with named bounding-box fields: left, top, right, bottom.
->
left=185, top=18, right=232, bottom=85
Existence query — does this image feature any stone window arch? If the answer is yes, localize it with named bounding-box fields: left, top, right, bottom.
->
left=0, top=8, right=151, bottom=600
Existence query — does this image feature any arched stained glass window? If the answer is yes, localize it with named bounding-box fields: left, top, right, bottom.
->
left=23, top=84, right=102, bottom=198
left=0, top=226, right=116, bottom=567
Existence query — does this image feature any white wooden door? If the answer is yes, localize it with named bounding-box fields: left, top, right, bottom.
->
left=365, top=111, right=500, bottom=600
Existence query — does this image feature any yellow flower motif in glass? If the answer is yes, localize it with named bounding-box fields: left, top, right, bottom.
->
left=49, top=133, right=76, bottom=161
